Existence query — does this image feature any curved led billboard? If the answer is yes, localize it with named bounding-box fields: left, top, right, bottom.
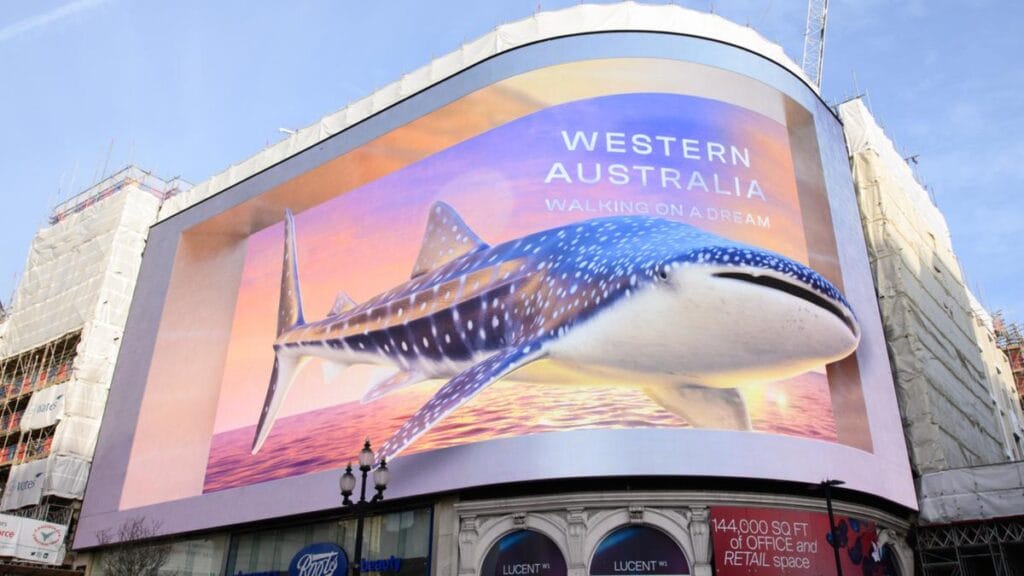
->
left=79, top=32, right=914, bottom=545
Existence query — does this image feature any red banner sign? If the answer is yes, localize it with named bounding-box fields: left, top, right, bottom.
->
left=710, top=507, right=897, bottom=576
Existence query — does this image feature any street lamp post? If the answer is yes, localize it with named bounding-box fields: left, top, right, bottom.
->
left=820, top=479, right=845, bottom=576
left=340, top=439, right=390, bottom=576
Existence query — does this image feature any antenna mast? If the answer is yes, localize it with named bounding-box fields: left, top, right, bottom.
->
left=801, top=0, right=829, bottom=88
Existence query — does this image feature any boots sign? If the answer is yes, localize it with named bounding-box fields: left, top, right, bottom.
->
left=288, top=543, right=348, bottom=576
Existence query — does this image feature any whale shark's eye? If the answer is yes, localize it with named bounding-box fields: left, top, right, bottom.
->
left=657, top=268, right=669, bottom=281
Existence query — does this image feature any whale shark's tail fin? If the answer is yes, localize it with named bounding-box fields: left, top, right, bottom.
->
left=252, top=209, right=308, bottom=454
left=277, top=209, right=304, bottom=337
left=251, top=355, right=308, bottom=453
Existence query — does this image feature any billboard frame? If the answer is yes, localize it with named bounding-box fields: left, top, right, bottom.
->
left=77, top=30, right=914, bottom=549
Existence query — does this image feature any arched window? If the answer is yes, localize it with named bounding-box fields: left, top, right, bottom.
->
left=481, top=529, right=568, bottom=576
left=877, top=543, right=902, bottom=576
left=590, top=525, right=689, bottom=575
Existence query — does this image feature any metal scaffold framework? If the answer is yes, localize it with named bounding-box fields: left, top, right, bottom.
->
left=0, top=333, right=78, bottom=468
left=801, top=0, right=829, bottom=88
left=918, top=519, right=1024, bottom=575
left=0, top=332, right=81, bottom=535
left=0, top=166, right=183, bottom=568
left=994, top=313, right=1024, bottom=404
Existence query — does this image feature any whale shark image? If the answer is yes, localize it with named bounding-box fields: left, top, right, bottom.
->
left=251, top=202, right=860, bottom=460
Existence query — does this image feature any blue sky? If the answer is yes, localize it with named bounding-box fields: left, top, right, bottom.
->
left=0, top=0, right=1020, bottom=320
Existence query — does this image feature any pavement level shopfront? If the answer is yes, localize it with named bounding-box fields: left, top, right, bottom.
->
left=446, top=491, right=912, bottom=576
left=138, top=489, right=912, bottom=576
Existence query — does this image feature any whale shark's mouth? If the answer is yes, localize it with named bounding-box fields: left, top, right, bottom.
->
left=714, top=272, right=857, bottom=335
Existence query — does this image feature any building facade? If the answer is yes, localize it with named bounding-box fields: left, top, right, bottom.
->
left=0, top=168, right=187, bottom=569
left=2, top=4, right=1018, bottom=576
left=839, top=98, right=1024, bottom=574
left=74, top=5, right=917, bottom=576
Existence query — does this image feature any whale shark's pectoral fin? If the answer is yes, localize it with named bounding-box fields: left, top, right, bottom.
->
left=327, top=292, right=357, bottom=316
left=645, top=384, right=752, bottom=430
left=411, top=202, right=489, bottom=278
left=361, top=369, right=430, bottom=404
left=377, top=341, right=546, bottom=461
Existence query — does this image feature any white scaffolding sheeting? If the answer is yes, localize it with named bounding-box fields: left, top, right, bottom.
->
left=0, top=459, right=47, bottom=511
left=20, top=383, right=66, bottom=432
left=839, top=99, right=1016, bottom=474
left=3, top=191, right=135, bottom=356
left=0, top=168, right=170, bottom=513
left=50, top=416, right=99, bottom=460
left=0, top=454, right=94, bottom=513
left=62, top=382, right=108, bottom=421
left=968, top=291, right=1024, bottom=461
left=918, top=461, right=1024, bottom=524
left=1, top=183, right=161, bottom=358
left=42, top=455, right=90, bottom=501
left=158, top=1, right=814, bottom=220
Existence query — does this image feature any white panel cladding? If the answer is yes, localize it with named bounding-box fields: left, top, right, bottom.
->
left=1, top=185, right=161, bottom=358
left=839, top=98, right=1024, bottom=472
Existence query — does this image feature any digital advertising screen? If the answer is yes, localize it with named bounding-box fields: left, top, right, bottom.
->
left=79, top=42, right=914, bottom=545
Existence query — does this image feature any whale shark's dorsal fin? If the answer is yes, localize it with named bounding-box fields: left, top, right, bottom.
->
left=327, top=291, right=357, bottom=316
left=411, top=202, right=489, bottom=278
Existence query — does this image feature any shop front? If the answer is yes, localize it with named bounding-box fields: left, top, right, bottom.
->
left=226, top=507, right=431, bottom=576
left=445, top=491, right=913, bottom=576
left=88, top=490, right=911, bottom=576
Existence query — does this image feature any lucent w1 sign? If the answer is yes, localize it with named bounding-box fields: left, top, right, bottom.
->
left=80, top=30, right=914, bottom=544
left=482, top=531, right=566, bottom=576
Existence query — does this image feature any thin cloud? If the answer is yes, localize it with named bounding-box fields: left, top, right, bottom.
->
left=0, top=0, right=110, bottom=43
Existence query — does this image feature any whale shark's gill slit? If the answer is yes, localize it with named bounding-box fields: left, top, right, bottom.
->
left=713, top=272, right=854, bottom=333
